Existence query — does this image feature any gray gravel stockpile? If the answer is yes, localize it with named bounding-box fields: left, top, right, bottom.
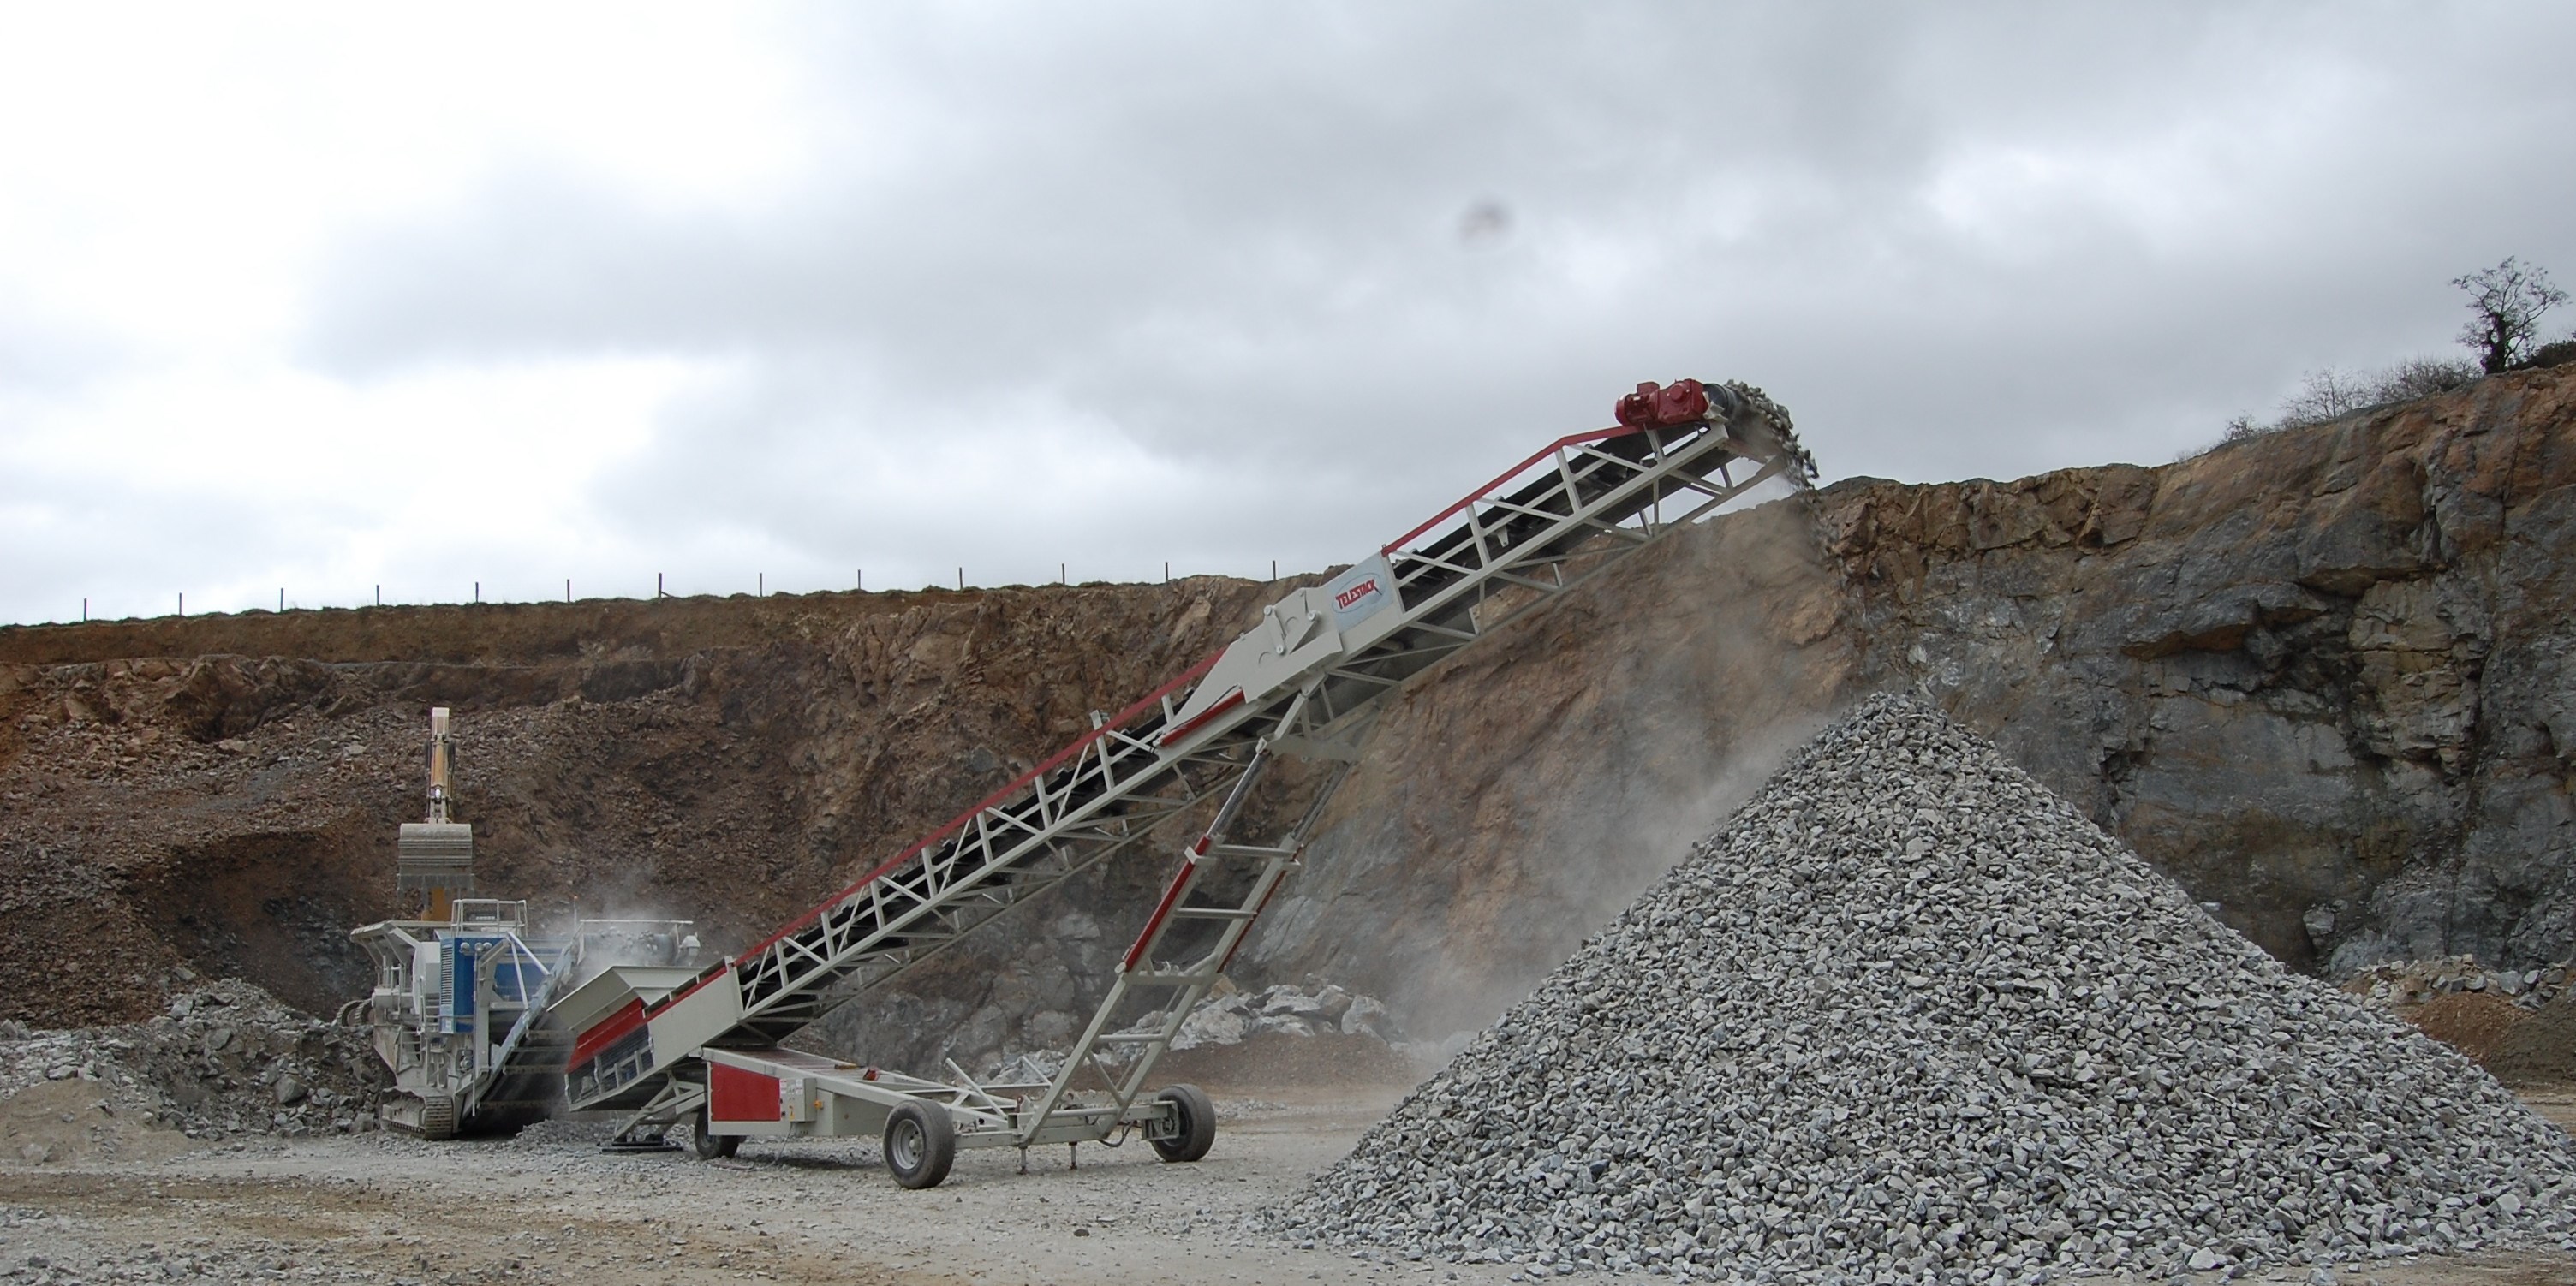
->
left=1285, top=695, right=2576, bottom=1283
left=1, top=979, right=388, bottom=1142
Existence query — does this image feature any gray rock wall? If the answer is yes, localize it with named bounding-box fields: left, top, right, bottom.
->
left=1244, top=367, right=2576, bottom=1039
left=1830, top=368, right=2575, bottom=979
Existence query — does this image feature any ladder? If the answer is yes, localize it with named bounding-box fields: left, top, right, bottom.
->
left=1012, top=723, right=1353, bottom=1144
left=564, top=378, right=1805, bottom=1118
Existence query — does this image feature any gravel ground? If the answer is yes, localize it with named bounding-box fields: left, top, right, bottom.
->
left=1284, top=695, right=2576, bottom=1284
left=0, top=1090, right=1486, bottom=1286
left=0, top=1088, right=2570, bottom=1286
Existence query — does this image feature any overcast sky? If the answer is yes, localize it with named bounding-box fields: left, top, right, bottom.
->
left=3, top=3, right=2571, bottom=626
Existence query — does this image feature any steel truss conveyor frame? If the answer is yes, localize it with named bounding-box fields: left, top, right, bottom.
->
left=560, top=378, right=1807, bottom=1180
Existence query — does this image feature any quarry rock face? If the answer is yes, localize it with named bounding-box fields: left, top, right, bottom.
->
left=1823, top=367, right=2576, bottom=980
left=1251, top=365, right=2576, bottom=1037
left=0, top=368, right=2570, bottom=1074
left=1284, top=696, right=2576, bottom=1283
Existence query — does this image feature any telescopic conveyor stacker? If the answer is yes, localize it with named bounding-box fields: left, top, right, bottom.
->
left=557, top=378, right=1809, bottom=1188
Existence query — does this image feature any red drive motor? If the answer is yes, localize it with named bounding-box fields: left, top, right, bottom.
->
left=1613, top=378, right=1712, bottom=429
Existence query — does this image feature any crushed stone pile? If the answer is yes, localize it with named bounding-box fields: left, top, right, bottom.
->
left=1283, top=694, right=2576, bottom=1283
left=987, top=980, right=1416, bottom=1087
left=1125, top=980, right=1405, bottom=1051
left=0, top=979, right=389, bottom=1143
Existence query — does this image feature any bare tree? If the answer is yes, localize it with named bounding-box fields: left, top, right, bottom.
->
left=2218, top=354, right=2483, bottom=451
left=2278, top=366, right=2371, bottom=426
left=2454, top=257, right=2567, bottom=372
left=2370, top=354, right=2478, bottom=401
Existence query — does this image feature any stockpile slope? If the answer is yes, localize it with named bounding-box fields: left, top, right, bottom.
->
left=2, top=979, right=388, bottom=1152
left=1287, top=696, right=2576, bottom=1283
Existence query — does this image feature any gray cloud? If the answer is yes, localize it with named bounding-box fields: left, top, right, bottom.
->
left=266, top=3, right=2576, bottom=591
left=0, top=301, right=126, bottom=397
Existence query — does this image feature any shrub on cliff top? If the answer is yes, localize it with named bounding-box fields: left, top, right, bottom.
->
left=2215, top=354, right=2482, bottom=448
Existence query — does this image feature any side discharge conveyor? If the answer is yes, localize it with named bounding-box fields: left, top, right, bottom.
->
left=527, top=378, right=1807, bottom=1183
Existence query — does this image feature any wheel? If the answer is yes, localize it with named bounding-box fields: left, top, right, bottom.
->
left=1150, top=1083, right=1215, bottom=1163
left=882, top=1101, right=956, bottom=1189
left=687, top=1110, right=741, bottom=1160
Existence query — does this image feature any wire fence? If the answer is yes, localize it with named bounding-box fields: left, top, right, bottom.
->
left=42, top=558, right=1298, bottom=628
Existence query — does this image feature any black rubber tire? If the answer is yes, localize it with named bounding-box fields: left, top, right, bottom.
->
left=1150, top=1083, right=1216, bottom=1163
left=883, top=1101, right=957, bottom=1189
left=687, top=1110, right=741, bottom=1160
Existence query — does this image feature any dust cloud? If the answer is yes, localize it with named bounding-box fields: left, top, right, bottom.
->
left=546, top=895, right=705, bottom=989
left=1242, top=492, right=1861, bottom=1051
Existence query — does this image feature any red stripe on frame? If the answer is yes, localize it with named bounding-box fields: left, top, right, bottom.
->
left=689, top=647, right=1230, bottom=1012
left=1155, top=688, right=1244, bottom=747
left=570, top=997, right=647, bottom=1068
left=1123, top=858, right=1199, bottom=973
left=1380, top=424, right=1644, bottom=556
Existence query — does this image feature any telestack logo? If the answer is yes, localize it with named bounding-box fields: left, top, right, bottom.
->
left=1326, top=555, right=1395, bottom=630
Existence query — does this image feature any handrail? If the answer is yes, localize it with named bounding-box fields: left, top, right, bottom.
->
left=1380, top=425, right=1641, bottom=554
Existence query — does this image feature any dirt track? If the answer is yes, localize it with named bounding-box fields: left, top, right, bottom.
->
left=5, top=1087, right=2575, bottom=1286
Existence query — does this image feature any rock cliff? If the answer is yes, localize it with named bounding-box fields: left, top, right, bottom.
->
left=2, top=367, right=2568, bottom=1071
left=1835, top=365, right=2574, bottom=978
left=1253, top=366, right=2574, bottom=1037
